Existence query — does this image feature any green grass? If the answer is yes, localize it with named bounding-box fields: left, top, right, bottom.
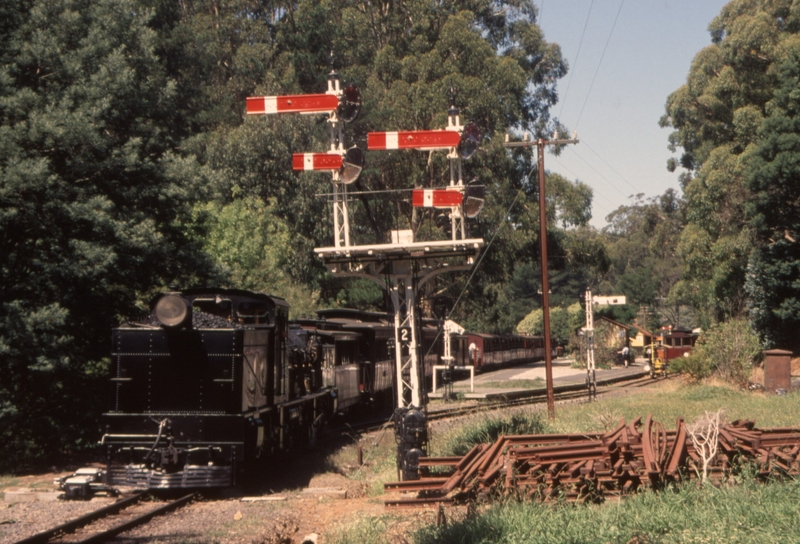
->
left=326, top=514, right=413, bottom=544
left=414, top=477, right=800, bottom=543
left=546, top=382, right=800, bottom=434
left=326, top=426, right=400, bottom=496
left=431, top=412, right=551, bottom=457
left=0, top=476, right=20, bottom=491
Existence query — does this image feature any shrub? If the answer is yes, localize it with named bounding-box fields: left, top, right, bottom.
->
left=671, top=353, right=713, bottom=381
left=435, top=412, right=551, bottom=456
left=683, top=318, right=762, bottom=385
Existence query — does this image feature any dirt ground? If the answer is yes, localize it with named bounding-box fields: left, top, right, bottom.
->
left=0, top=447, right=445, bottom=543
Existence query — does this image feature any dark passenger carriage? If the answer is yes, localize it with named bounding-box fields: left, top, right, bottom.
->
left=313, top=309, right=395, bottom=406
left=103, top=288, right=334, bottom=490
left=451, top=333, right=546, bottom=371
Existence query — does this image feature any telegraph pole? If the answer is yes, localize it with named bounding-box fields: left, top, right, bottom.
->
left=504, top=132, right=578, bottom=419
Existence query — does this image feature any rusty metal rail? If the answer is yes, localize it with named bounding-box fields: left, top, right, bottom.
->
left=384, top=416, right=800, bottom=507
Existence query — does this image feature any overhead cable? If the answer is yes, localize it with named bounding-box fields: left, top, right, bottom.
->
left=574, top=0, right=625, bottom=129
left=558, top=0, right=596, bottom=120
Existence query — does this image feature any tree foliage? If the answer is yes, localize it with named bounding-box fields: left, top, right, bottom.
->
left=672, top=318, right=760, bottom=385
left=198, top=198, right=320, bottom=317
left=0, top=0, right=215, bottom=468
left=746, top=32, right=800, bottom=349
left=516, top=302, right=582, bottom=347
left=660, top=0, right=800, bottom=335
left=598, top=190, right=685, bottom=330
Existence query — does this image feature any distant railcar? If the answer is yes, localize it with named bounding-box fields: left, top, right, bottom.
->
left=656, top=327, right=698, bottom=361
left=454, top=332, right=546, bottom=371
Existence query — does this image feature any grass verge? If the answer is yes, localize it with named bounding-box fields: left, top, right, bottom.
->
left=327, top=382, right=800, bottom=543
left=415, top=476, right=800, bottom=543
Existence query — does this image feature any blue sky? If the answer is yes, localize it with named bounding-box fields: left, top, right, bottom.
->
left=535, top=0, right=729, bottom=228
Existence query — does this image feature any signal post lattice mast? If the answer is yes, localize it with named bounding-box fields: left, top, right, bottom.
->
left=362, top=103, right=483, bottom=410
left=246, top=69, right=364, bottom=249
left=326, top=103, right=484, bottom=480
left=585, top=289, right=596, bottom=400
left=248, top=78, right=484, bottom=480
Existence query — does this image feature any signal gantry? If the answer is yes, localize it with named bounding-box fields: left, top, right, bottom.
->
left=246, top=75, right=485, bottom=480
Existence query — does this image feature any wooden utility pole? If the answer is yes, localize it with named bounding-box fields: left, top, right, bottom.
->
left=504, top=132, right=579, bottom=419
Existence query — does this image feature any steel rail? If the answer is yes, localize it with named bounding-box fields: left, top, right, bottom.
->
left=13, top=491, right=195, bottom=544
left=14, top=491, right=148, bottom=544
left=332, top=372, right=673, bottom=437
left=73, top=492, right=196, bottom=544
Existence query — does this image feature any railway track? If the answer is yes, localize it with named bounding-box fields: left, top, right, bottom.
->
left=426, top=372, right=675, bottom=422
left=15, top=491, right=196, bottom=544
left=334, top=371, right=675, bottom=435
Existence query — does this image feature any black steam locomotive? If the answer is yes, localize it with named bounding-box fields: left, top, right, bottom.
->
left=59, top=288, right=548, bottom=497
left=100, top=288, right=335, bottom=490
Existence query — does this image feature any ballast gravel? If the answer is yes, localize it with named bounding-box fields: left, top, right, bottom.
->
left=1, top=497, right=301, bottom=544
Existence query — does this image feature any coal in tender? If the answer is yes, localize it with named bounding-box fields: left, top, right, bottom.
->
left=140, top=311, right=241, bottom=329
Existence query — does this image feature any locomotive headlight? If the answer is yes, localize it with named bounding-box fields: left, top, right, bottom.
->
left=155, top=294, right=192, bottom=328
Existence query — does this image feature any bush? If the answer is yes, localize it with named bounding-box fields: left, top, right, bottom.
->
left=435, top=412, right=551, bottom=457
left=680, top=318, right=762, bottom=385
left=671, top=354, right=713, bottom=381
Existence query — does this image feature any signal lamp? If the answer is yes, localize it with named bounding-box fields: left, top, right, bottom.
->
left=341, top=147, right=364, bottom=184
left=155, top=295, right=192, bottom=328
left=463, top=184, right=485, bottom=218
left=338, top=84, right=362, bottom=123
left=458, top=122, right=481, bottom=160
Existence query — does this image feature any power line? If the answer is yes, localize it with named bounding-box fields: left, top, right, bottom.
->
left=547, top=155, right=612, bottom=214
left=574, top=0, right=625, bottom=130
left=558, top=0, right=595, bottom=120
left=423, top=184, right=529, bottom=358
left=580, top=138, right=639, bottom=193
left=566, top=145, right=631, bottom=200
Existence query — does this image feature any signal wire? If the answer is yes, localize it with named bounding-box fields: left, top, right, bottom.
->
left=566, top=145, right=630, bottom=200
left=580, top=137, right=639, bottom=193
left=545, top=154, right=612, bottom=217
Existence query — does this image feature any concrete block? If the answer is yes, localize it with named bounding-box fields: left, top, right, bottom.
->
left=302, top=487, right=347, bottom=499
left=3, top=488, right=63, bottom=502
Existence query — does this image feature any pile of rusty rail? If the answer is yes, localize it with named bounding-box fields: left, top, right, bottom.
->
left=384, top=415, right=800, bottom=508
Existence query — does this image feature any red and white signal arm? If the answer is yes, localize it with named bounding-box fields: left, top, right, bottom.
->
left=412, top=189, right=463, bottom=208
left=368, top=130, right=461, bottom=150
left=246, top=94, right=339, bottom=115
left=292, top=153, right=343, bottom=171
